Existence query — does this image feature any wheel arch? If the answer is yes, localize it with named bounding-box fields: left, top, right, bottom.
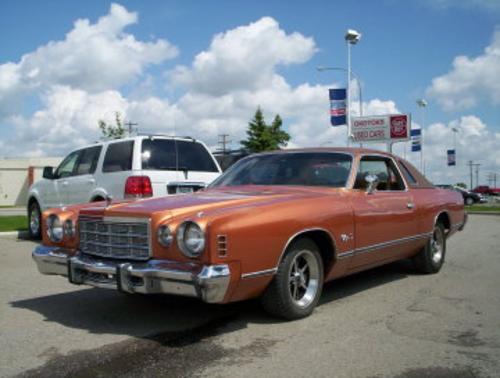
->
left=435, top=210, right=451, bottom=235
left=279, top=228, right=337, bottom=277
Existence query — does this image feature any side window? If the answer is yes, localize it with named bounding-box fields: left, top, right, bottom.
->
left=102, top=141, right=134, bottom=173
left=54, top=151, right=80, bottom=179
left=75, top=146, right=102, bottom=175
left=398, top=161, right=417, bottom=185
left=354, top=156, right=405, bottom=191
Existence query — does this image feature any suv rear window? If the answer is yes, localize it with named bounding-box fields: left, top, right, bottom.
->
left=141, top=139, right=219, bottom=172
left=103, top=141, right=134, bottom=173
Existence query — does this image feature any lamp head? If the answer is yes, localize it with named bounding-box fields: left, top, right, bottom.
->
left=345, top=29, right=362, bottom=44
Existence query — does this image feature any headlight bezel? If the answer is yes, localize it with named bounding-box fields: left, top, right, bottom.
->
left=177, top=221, right=206, bottom=258
left=46, top=214, right=63, bottom=242
left=63, top=219, right=76, bottom=238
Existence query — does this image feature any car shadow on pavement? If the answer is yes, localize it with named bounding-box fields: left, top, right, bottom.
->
left=10, top=259, right=417, bottom=337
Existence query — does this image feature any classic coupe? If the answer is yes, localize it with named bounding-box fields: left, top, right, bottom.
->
left=33, top=148, right=467, bottom=319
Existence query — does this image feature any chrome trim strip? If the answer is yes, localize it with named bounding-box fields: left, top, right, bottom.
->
left=241, top=268, right=278, bottom=279
left=355, top=232, right=432, bottom=255
left=337, top=250, right=355, bottom=259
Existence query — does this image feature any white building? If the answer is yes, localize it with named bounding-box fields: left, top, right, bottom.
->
left=0, top=157, right=62, bottom=207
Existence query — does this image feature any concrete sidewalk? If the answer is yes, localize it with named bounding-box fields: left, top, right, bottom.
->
left=0, top=207, right=25, bottom=216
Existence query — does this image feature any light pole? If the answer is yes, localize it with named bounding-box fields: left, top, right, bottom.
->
left=416, top=98, right=427, bottom=172
left=317, top=66, right=363, bottom=117
left=345, top=29, right=361, bottom=146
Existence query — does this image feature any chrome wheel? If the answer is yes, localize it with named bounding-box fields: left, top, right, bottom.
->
left=431, top=228, right=444, bottom=264
left=288, top=250, right=320, bottom=308
left=29, top=205, right=40, bottom=235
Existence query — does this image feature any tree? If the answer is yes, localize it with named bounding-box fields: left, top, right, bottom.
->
left=456, top=182, right=467, bottom=189
left=98, top=112, right=126, bottom=139
left=241, top=108, right=291, bottom=152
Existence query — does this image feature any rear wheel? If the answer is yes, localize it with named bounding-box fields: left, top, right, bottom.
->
left=465, top=197, right=474, bottom=205
left=261, top=238, right=324, bottom=320
left=28, top=200, right=41, bottom=239
left=413, top=223, right=446, bottom=274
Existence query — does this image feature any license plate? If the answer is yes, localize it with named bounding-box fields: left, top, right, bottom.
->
left=176, top=186, right=194, bottom=194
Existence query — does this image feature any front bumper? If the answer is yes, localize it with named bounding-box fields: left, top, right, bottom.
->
left=32, top=245, right=230, bottom=303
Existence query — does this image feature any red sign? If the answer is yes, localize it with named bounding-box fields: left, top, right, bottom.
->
left=390, top=115, right=408, bottom=139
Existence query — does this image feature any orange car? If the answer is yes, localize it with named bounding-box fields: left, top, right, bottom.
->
left=33, top=148, right=467, bottom=319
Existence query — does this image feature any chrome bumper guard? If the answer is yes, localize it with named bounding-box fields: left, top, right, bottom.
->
left=32, top=245, right=230, bottom=303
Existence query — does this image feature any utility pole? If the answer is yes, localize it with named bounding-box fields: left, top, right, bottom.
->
left=467, top=160, right=474, bottom=189
left=124, top=121, right=138, bottom=136
left=472, top=163, right=481, bottom=188
left=217, top=134, right=231, bottom=155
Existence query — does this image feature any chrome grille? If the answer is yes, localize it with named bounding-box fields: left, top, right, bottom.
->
left=79, top=217, right=151, bottom=260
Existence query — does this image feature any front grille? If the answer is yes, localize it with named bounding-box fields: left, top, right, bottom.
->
left=79, top=217, right=151, bottom=260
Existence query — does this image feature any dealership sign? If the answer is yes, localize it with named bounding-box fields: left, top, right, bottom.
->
left=351, top=114, right=411, bottom=143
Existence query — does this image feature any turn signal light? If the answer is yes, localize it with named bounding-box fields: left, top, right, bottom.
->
left=124, top=176, right=153, bottom=198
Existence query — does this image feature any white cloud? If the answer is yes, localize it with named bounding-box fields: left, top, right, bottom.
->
left=0, top=3, right=177, bottom=116
left=427, top=0, right=500, bottom=11
left=169, top=17, right=317, bottom=95
left=427, top=29, right=500, bottom=111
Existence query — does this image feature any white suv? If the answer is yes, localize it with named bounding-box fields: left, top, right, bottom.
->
left=27, top=135, right=222, bottom=238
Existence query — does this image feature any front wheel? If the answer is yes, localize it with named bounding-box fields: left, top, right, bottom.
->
left=261, top=238, right=324, bottom=320
left=28, top=200, right=42, bottom=239
left=413, top=223, right=446, bottom=274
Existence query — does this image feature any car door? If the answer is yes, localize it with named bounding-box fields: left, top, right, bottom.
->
left=349, top=155, right=416, bottom=270
left=65, top=145, right=102, bottom=204
left=52, top=150, right=81, bottom=206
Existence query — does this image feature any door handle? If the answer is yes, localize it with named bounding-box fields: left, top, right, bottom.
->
left=407, top=203, right=414, bottom=209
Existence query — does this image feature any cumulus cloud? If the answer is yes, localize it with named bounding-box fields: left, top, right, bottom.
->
left=0, top=3, right=177, bottom=116
left=427, top=29, right=500, bottom=111
left=169, top=17, right=317, bottom=95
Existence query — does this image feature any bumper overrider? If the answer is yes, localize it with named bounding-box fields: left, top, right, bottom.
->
left=32, top=245, right=230, bottom=303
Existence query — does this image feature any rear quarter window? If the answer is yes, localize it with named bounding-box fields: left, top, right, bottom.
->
left=398, top=160, right=417, bottom=185
left=141, top=139, right=219, bottom=172
left=102, top=141, right=134, bottom=173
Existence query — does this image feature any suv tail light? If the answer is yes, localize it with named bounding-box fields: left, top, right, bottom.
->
left=124, top=176, right=153, bottom=198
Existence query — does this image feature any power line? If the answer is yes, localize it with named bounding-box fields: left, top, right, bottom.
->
left=124, top=121, right=138, bottom=135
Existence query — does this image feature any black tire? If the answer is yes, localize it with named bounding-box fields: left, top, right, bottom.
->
left=413, top=223, right=446, bottom=274
left=465, top=197, right=474, bottom=205
left=261, top=238, right=324, bottom=320
left=28, top=200, right=42, bottom=239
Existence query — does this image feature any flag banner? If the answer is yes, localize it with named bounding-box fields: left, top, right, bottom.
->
left=447, top=149, right=456, bottom=166
left=329, top=88, right=347, bottom=126
left=411, top=128, right=422, bottom=152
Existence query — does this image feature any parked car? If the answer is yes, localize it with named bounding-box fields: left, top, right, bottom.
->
left=27, top=135, right=222, bottom=238
left=33, top=148, right=466, bottom=319
left=435, top=184, right=485, bottom=205
left=472, top=185, right=500, bottom=196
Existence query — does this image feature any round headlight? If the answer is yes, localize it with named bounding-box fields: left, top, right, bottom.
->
left=63, top=219, right=76, bottom=238
left=157, top=225, right=173, bottom=247
left=177, top=221, right=205, bottom=258
left=47, top=214, right=63, bottom=242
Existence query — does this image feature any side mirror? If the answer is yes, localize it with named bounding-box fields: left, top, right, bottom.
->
left=42, top=166, right=55, bottom=179
left=365, top=174, right=379, bottom=194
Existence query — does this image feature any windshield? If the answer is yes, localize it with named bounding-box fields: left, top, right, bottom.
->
left=210, top=152, right=352, bottom=188
left=141, top=139, right=219, bottom=172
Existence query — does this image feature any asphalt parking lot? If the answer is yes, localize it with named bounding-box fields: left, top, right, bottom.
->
left=1, top=214, right=499, bottom=378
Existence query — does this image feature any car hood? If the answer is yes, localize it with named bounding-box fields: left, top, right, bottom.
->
left=78, top=186, right=342, bottom=220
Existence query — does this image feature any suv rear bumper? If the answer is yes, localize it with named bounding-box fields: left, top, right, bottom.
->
left=32, top=246, right=230, bottom=303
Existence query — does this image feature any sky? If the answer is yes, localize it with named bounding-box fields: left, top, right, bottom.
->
left=0, top=0, right=499, bottom=187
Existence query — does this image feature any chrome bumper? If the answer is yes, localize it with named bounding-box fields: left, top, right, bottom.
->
left=32, top=245, right=230, bottom=303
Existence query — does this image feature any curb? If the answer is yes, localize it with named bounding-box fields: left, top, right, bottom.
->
left=0, top=230, right=29, bottom=239
left=467, top=212, right=500, bottom=216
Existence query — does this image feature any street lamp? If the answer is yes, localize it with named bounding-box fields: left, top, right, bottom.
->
left=317, top=66, right=363, bottom=117
left=416, top=98, right=427, bottom=172
left=345, top=29, right=362, bottom=146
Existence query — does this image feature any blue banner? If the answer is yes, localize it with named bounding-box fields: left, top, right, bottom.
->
left=329, top=88, right=347, bottom=126
left=411, top=128, right=422, bottom=152
left=447, top=149, right=456, bottom=166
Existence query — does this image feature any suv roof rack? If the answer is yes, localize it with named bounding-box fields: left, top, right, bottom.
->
left=136, top=133, right=196, bottom=141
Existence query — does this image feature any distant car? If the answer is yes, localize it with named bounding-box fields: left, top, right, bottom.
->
left=436, top=185, right=485, bottom=205
left=472, top=185, right=500, bottom=196
left=27, top=135, right=222, bottom=238
left=33, top=148, right=467, bottom=320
